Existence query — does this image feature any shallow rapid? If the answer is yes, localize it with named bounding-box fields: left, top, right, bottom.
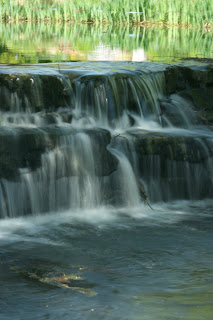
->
left=0, top=62, right=213, bottom=319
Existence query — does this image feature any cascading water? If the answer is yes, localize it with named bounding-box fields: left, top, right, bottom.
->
left=1, top=61, right=213, bottom=320
left=0, top=62, right=213, bottom=218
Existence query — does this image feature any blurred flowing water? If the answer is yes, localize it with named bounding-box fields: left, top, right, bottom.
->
left=1, top=202, right=213, bottom=320
left=0, top=58, right=213, bottom=319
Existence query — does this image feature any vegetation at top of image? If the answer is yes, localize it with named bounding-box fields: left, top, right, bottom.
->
left=0, top=0, right=213, bottom=27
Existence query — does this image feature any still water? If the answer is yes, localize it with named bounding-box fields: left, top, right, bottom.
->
left=0, top=23, right=212, bottom=63
left=1, top=201, right=213, bottom=320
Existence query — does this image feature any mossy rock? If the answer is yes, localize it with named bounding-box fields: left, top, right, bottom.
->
left=165, top=65, right=213, bottom=95
left=0, top=72, right=74, bottom=113
left=130, top=131, right=213, bottom=162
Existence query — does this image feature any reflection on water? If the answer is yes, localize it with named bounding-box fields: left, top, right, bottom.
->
left=0, top=22, right=212, bottom=63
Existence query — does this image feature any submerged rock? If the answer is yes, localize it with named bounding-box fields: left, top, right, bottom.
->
left=10, top=267, right=97, bottom=296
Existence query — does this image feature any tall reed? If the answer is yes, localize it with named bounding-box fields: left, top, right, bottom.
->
left=1, top=0, right=213, bottom=27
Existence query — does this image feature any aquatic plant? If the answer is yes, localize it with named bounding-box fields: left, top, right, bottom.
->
left=0, top=0, right=213, bottom=27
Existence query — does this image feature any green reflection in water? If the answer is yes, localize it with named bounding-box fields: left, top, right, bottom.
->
left=0, top=22, right=213, bottom=64
left=132, top=289, right=213, bottom=320
left=132, top=269, right=213, bottom=320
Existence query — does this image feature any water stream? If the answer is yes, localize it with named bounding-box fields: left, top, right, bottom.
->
left=0, top=62, right=213, bottom=319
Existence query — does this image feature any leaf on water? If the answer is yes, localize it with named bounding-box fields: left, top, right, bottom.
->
left=10, top=267, right=97, bottom=296
left=39, top=273, right=97, bottom=296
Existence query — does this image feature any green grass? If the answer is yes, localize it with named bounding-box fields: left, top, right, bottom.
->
left=0, top=0, right=213, bottom=27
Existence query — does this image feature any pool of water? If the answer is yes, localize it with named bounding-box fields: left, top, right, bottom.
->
left=1, top=201, right=213, bottom=320
left=0, top=23, right=212, bottom=64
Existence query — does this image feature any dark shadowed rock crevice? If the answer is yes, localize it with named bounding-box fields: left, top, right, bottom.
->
left=164, top=64, right=213, bottom=124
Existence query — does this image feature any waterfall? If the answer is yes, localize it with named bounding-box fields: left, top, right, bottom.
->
left=0, top=62, right=213, bottom=218
left=108, top=147, right=141, bottom=207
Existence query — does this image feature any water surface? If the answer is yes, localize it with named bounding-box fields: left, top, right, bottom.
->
left=0, top=23, right=212, bottom=63
left=1, top=201, right=213, bottom=320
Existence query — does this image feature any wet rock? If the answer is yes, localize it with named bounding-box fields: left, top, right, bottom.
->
left=39, top=112, right=60, bottom=125
left=0, top=72, right=75, bottom=113
left=164, top=64, right=213, bottom=124
left=177, top=87, right=213, bottom=124
left=164, top=66, right=187, bottom=94
left=39, top=75, right=72, bottom=110
left=159, top=94, right=205, bottom=127
left=1, top=63, right=212, bottom=125
left=0, top=73, right=34, bottom=112
left=0, top=127, right=46, bottom=180
left=58, top=110, right=73, bottom=123
left=127, top=130, right=213, bottom=201
left=0, top=126, right=118, bottom=181
left=84, top=128, right=119, bottom=176
left=165, top=64, right=213, bottom=95
left=1, top=62, right=213, bottom=207
left=130, top=131, right=213, bottom=162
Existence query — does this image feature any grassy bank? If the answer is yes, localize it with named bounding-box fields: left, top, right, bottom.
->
left=0, top=0, right=213, bottom=27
